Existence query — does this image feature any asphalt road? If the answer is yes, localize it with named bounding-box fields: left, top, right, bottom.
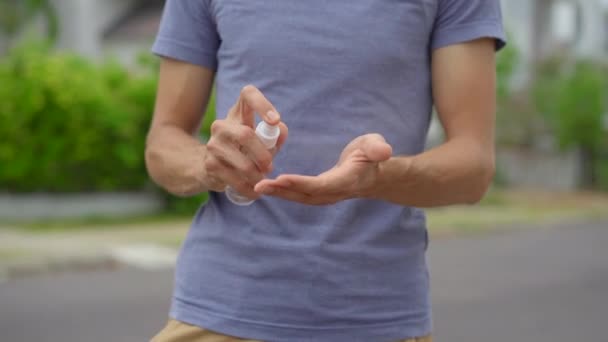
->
left=1, top=222, right=607, bottom=342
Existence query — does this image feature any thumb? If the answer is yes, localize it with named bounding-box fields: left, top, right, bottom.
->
left=361, top=134, right=393, bottom=162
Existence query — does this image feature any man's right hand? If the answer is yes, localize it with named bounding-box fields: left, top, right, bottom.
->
left=204, top=85, right=288, bottom=199
left=146, top=58, right=288, bottom=198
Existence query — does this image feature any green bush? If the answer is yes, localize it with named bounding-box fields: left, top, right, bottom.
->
left=0, top=41, right=154, bottom=192
left=0, top=40, right=217, bottom=213
left=496, top=39, right=518, bottom=104
left=534, top=59, right=607, bottom=189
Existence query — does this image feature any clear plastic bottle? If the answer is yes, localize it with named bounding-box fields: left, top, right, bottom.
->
left=225, top=121, right=281, bottom=206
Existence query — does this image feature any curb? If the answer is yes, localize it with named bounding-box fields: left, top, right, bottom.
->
left=0, top=244, right=178, bottom=281
left=1, top=255, right=120, bottom=281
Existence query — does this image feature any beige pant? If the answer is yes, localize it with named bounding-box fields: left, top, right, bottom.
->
left=152, top=319, right=432, bottom=342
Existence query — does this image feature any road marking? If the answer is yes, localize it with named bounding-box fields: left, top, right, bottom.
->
left=109, top=244, right=177, bottom=270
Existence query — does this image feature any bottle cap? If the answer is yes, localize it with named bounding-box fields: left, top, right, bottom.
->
left=256, top=121, right=281, bottom=149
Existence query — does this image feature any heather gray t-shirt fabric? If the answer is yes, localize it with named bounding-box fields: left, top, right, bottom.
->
left=153, top=1, right=505, bottom=341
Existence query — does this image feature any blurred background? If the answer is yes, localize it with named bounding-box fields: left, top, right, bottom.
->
left=0, top=0, right=607, bottom=341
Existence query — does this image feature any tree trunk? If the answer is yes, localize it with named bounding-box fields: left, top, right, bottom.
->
left=532, top=0, right=554, bottom=64
left=579, top=146, right=597, bottom=189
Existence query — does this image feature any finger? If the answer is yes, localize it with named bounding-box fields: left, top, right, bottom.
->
left=258, top=187, right=313, bottom=204
left=276, top=174, right=323, bottom=195
left=286, top=174, right=350, bottom=196
left=230, top=85, right=281, bottom=127
left=213, top=121, right=273, bottom=173
left=208, top=138, right=265, bottom=185
left=256, top=172, right=343, bottom=196
left=272, top=122, right=289, bottom=156
left=255, top=177, right=293, bottom=193
left=221, top=166, right=260, bottom=200
left=361, top=134, right=393, bottom=162
left=203, top=154, right=256, bottom=197
left=233, top=125, right=274, bottom=173
left=260, top=186, right=334, bottom=206
left=201, top=155, right=228, bottom=192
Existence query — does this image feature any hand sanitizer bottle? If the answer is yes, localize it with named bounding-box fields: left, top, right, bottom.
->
left=225, top=121, right=280, bottom=206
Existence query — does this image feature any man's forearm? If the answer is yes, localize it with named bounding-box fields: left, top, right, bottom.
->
left=145, top=125, right=210, bottom=197
left=370, top=138, right=495, bottom=207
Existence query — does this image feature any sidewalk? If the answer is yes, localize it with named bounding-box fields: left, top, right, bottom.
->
left=0, top=220, right=190, bottom=281
left=2, top=190, right=608, bottom=281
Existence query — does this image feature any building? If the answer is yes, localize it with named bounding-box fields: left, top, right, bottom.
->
left=4, top=0, right=607, bottom=65
left=48, top=0, right=163, bottom=64
left=502, top=0, right=608, bottom=86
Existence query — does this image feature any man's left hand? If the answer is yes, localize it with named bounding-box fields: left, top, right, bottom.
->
left=254, top=134, right=392, bottom=205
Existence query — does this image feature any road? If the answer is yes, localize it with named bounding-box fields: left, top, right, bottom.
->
left=1, top=222, right=607, bottom=342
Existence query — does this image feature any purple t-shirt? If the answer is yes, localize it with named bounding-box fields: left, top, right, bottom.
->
left=153, top=1, right=505, bottom=341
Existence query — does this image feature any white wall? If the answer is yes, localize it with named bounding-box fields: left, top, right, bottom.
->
left=104, top=40, right=154, bottom=67
left=577, top=1, right=608, bottom=58
left=53, top=0, right=97, bottom=56
left=96, top=0, right=137, bottom=38
left=500, top=0, right=607, bottom=88
left=51, top=0, right=137, bottom=58
left=501, top=0, right=536, bottom=86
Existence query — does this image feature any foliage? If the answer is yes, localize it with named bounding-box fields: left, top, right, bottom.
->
left=533, top=57, right=608, bottom=188
left=550, top=61, right=606, bottom=152
left=496, top=40, right=519, bottom=104
left=531, top=55, right=566, bottom=118
left=494, top=39, right=608, bottom=191
left=494, top=41, right=542, bottom=148
left=0, top=0, right=59, bottom=44
left=0, top=41, right=154, bottom=192
left=0, top=40, right=218, bottom=214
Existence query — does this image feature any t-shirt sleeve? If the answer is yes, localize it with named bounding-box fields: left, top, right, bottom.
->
left=431, top=0, right=506, bottom=51
left=152, top=0, right=220, bottom=70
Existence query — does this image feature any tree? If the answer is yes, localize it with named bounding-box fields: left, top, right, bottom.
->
left=536, top=60, right=607, bottom=189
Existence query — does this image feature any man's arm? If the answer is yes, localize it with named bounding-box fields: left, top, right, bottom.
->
left=369, top=38, right=497, bottom=206
left=145, top=57, right=215, bottom=197
left=146, top=58, right=288, bottom=198
left=254, top=38, right=497, bottom=207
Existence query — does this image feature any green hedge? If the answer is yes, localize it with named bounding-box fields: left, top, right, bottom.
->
left=0, top=42, right=153, bottom=191
left=0, top=41, right=215, bottom=213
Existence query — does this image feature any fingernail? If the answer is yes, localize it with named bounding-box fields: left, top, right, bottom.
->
left=267, top=110, right=279, bottom=122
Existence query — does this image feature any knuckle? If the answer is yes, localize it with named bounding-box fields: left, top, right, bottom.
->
left=236, top=128, right=254, bottom=144
left=257, top=152, right=272, bottom=169
left=210, top=120, right=224, bottom=135
left=206, top=140, right=218, bottom=153
left=205, top=157, right=221, bottom=173
left=241, top=84, right=257, bottom=97
left=243, top=162, right=258, bottom=174
left=206, top=140, right=226, bottom=157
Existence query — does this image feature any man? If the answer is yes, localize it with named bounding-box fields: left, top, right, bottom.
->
left=146, top=0, right=505, bottom=341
